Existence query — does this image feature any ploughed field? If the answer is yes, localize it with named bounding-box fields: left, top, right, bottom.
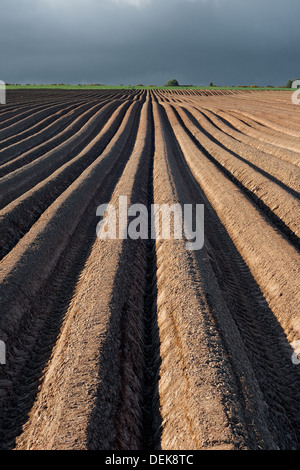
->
left=0, top=88, right=299, bottom=450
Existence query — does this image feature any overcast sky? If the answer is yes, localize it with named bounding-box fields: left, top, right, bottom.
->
left=0, top=0, right=299, bottom=86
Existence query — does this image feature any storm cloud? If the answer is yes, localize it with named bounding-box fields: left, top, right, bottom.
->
left=0, top=0, right=299, bottom=86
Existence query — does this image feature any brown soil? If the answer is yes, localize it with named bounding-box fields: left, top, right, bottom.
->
left=0, top=89, right=299, bottom=450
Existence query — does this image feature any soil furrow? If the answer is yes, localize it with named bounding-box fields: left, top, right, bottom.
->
left=0, top=102, right=94, bottom=169
left=0, top=100, right=101, bottom=168
left=153, top=98, right=300, bottom=449
left=151, top=99, right=275, bottom=449
left=0, top=89, right=299, bottom=451
left=12, top=94, right=154, bottom=450
left=222, top=109, right=300, bottom=153
left=198, top=107, right=300, bottom=169
left=0, top=99, right=94, bottom=149
left=161, top=98, right=299, bottom=351
left=167, top=104, right=300, bottom=247
left=0, top=101, right=135, bottom=260
left=180, top=105, right=300, bottom=193
left=0, top=101, right=81, bottom=141
left=0, top=99, right=117, bottom=173
left=0, top=100, right=126, bottom=208
left=0, top=94, right=144, bottom=449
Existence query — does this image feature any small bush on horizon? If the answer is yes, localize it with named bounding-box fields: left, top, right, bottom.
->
left=165, top=79, right=179, bottom=87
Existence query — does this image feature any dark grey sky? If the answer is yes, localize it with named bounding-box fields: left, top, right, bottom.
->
left=0, top=0, right=299, bottom=86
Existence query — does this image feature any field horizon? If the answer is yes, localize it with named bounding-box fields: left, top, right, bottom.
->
left=4, top=83, right=295, bottom=91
